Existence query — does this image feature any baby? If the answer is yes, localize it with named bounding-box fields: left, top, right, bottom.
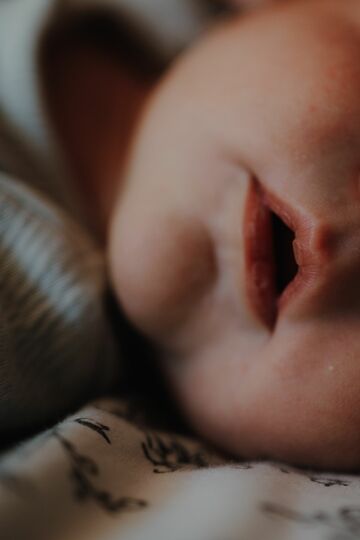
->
left=28, top=0, right=360, bottom=470
left=108, top=0, right=360, bottom=471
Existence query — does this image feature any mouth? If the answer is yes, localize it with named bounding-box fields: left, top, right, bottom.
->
left=244, top=178, right=317, bottom=329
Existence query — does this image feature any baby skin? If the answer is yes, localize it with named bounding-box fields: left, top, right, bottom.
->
left=46, top=0, right=360, bottom=470
left=109, top=0, right=360, bottom=471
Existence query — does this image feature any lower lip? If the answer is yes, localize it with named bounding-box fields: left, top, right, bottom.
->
left=244, top=179, right=328, bottom=329
left=244, top=180, right=277, bottom=329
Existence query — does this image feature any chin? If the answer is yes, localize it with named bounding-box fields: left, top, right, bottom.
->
left=166, top=346, right=360, bottom=472
left=183, top=398, right=360, bottom=472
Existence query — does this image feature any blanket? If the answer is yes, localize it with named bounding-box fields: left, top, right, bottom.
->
left=2, top=397, right=360, bottom=540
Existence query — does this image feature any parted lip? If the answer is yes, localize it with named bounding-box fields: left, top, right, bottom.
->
left=244, top=178, right=330, bottom=329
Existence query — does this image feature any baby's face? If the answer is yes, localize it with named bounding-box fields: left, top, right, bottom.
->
left=110, top=0, right=360, bottom=470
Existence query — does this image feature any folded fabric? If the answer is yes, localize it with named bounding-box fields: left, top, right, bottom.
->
left=0, top=0, right=221, bottom=433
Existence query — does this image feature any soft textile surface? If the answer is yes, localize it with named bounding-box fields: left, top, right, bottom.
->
left=2, top=398, right=360, bottom=540
left=1, top=2, right=360, bottom=539
left=0, top=0, right=217, bottom=434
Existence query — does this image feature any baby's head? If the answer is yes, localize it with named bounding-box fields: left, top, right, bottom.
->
left=109, top=0, right=360, bottom=470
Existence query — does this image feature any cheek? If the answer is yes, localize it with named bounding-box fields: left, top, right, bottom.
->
left=109, top=207, right=216, bottom=339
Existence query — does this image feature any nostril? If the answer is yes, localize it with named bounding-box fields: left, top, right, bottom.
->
left=270, top=211, right=298, bottom=298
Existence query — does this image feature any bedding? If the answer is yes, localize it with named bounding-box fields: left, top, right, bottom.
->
left=2, top=397, right=360, bottom=540
left=1, top=2, right=359, bottom=539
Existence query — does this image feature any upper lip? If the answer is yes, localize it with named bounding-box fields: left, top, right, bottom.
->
left=244, top=178, right=332, bottom=329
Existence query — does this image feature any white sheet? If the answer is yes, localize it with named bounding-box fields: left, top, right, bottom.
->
left=1, top=398, right=359, bottom=540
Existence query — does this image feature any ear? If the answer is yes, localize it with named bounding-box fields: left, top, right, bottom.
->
left=40, top=12, right=153, bottom=236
